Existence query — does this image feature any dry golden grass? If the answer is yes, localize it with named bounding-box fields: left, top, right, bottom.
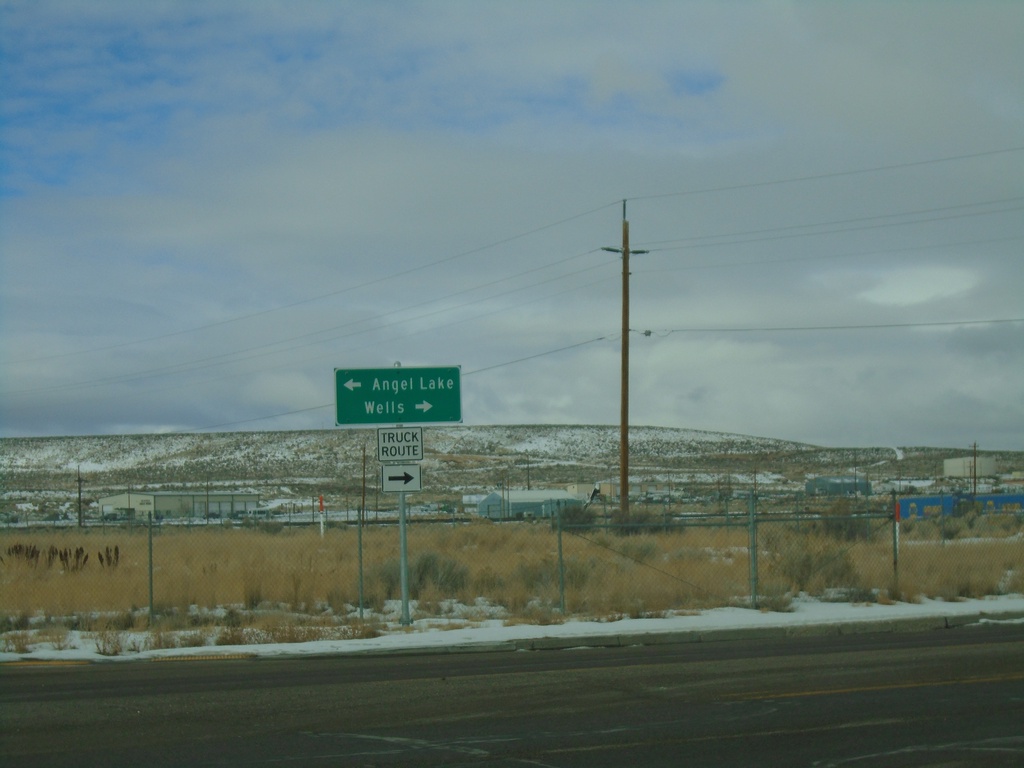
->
left=2, top=518, right=1021, bottom=629
left=896, top=538, right=1023, bottom=601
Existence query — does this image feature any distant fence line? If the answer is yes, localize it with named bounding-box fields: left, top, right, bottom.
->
left=2, top=500, right=1022, bottom=629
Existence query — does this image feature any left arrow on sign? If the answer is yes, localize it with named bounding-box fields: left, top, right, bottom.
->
left=344, top=379, right=362, bottom=391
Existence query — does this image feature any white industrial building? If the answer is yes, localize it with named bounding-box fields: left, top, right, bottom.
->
left=476, top=489, right=584, bottom=521
left=943, top=456, right=997, bottom=478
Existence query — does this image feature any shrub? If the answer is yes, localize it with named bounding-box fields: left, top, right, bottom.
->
left=107, top=610, right=139, bottom=631
left=179, top=630, right=210, bottom=648
left=558, top=504, right=596, bottom=527
left=561, top=556, right=591, bottom=590
left=772, top=538, right=857, bottom=594
left=2, top=612, right=32, bottom=631
left=373, top=559, right=402, bottom=600
left=372, top=553, right=469, bottom=600
left=514, top=559, right=557, bottom=592
left=243, top=576, right=263, bottom=610
left=146, top=631, right=179, bottom=650
left=617, top=537, right=658, bottom=564
left=411, top=552, right=468, bottom=595
left=756, top=589, right=794, bottom=613
left=471, top=566, right=505, bottom=595
left=93, top=629, right=125, bottom=656
left=609, top=507, right=663, bottom=535
left=1, top=631, right=32, bottom=653
left=37, top=625, right=75, bottom=650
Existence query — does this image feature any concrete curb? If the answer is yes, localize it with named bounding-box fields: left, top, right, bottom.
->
left=501, top=610, right=1024, bottom=654
left=5, top=610, right=1021, bottom=664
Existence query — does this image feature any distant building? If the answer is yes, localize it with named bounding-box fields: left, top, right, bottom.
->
left=805, top=476, right=872, bottom=497
left=477, top=489, right=584, bottom=521
left=593, top=481, right=671, bottom=500
left=565, top=483, right=597, bottom=498
left=97, top=491, right=260, bottom=520
left=461, top=494, right=488, bottom=513
left=943, top=456, right=997, bottom=478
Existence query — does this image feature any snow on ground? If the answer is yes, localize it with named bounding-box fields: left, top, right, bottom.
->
left=4, top=595, right=1023, bottom=664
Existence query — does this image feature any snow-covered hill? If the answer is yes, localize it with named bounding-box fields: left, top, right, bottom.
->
left=1, top=426, right=1011, bottom=506
left=2, top=425, right=801, bottom=474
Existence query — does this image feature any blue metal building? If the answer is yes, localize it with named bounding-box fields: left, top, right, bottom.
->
left=897, top=493, right=1024, bottom=519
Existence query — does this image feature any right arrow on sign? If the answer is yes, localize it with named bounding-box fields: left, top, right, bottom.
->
left=381, top=464, right=422, bottom=493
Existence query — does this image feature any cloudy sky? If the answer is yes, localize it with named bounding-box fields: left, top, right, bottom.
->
left=2, top=1, right=1022, bottom=450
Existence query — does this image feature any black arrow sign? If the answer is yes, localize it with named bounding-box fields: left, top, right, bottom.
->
left=388, top=472, right=415, bottom=484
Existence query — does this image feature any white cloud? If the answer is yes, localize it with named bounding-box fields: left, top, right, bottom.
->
left=1, top=1, right=1022, bottom=449
left=856, top=266, right=978, bottom=307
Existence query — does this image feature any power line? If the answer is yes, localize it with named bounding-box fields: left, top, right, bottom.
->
left=2, top=249, right=613, bottom=397
left=103, top=271, right=621, bottom=407
left=645, top=318, right=1023, bottom=335
left=638, top=204, right=1024, bottom=253
left=633, top=234, right=1024, bottom=274
left=182, top=317, right=1024, bottom=432
left=637, top=196, right=1024, bottom=250
left=628, top=146, right=1024, bottom=203
left=464, top=336, right=610, bottom=376
left=9, top=201, right=620, bottom=365
left=18, top=221, right=1013, bottom=398
left=16, top=147, right=1023, bottom=367
left=183, top=404, right=333, bottom=434
left=182, top=335, right=613, bottom=433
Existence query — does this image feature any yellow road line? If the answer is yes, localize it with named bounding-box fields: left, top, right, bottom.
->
left=150, top=653, right=256, bottom=662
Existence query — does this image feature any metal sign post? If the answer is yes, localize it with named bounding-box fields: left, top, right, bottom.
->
left=398, top=491, right=410, bottom=626
left=384, top=462, right=421, bottom=627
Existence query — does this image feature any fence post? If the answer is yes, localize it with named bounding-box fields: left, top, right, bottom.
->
left=148, top=510, right=154, bottom=624
left=557, top=504, right=566, bottom=614
left=358, top=500, right=365, bottom=621
left=891, top=491, right=900, bottom=597
left=748, top=492, right=758, bottom=609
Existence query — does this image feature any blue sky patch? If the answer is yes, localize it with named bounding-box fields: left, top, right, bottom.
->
left=668, top=69, right=725, bottom=97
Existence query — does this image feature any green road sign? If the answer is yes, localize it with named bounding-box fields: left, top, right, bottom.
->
left=335, top=366, right=462, bottom=426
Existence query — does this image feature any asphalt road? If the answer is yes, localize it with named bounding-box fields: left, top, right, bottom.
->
left=3, top=625, right=1023, bottom=767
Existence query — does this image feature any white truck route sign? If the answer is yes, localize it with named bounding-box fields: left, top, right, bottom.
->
left=377, top=427, right=424, bottom=462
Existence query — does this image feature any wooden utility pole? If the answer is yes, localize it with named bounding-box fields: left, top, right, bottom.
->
left=620, top=208, right=631, bottom=522
left=972, top=442, right=978, bottom=496
left=604, top=202, right=647, bottom=522
left=77, top=466, right=84, bottom=527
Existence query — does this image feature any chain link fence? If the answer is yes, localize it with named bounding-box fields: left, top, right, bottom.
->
left=3, top=495, right=1022, bottom=650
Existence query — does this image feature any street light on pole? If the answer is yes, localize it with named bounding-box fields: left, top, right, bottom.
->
left=603, top=200, right=648, bottom=523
